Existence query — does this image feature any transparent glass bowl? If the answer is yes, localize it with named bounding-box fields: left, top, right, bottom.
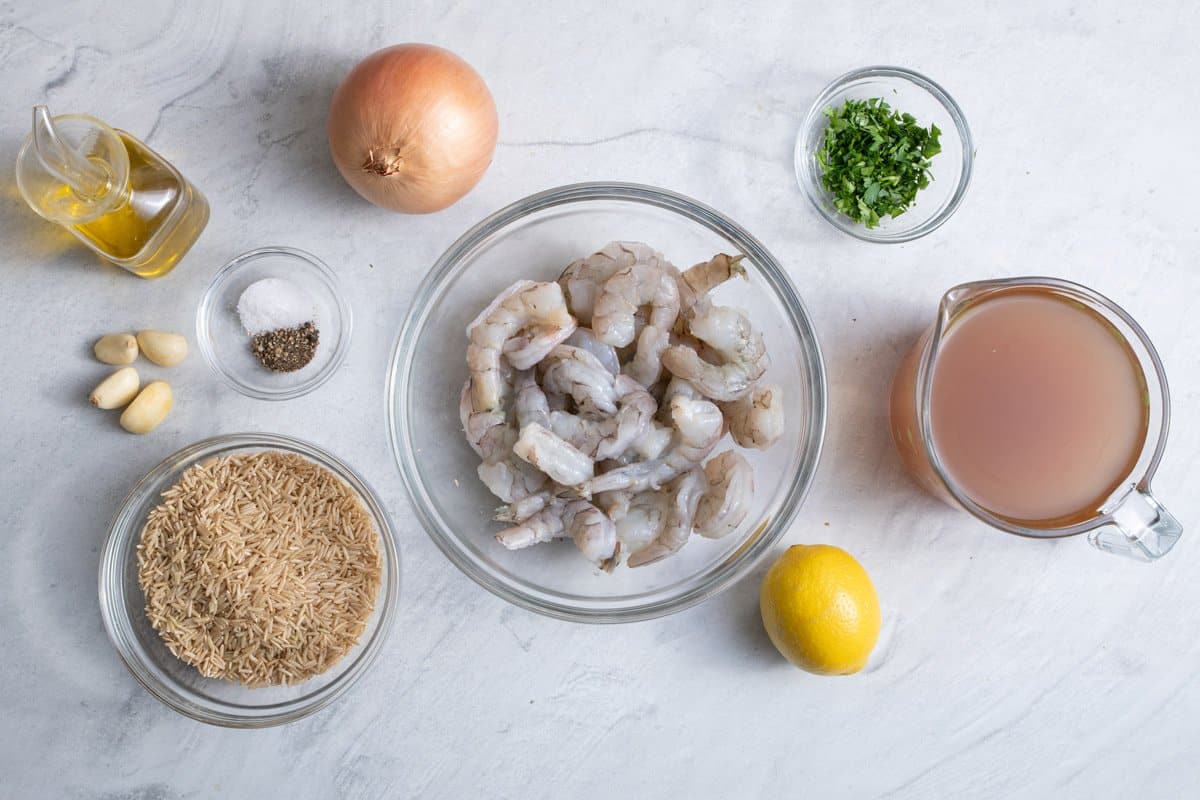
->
left=795, top=66, right=974, bottom=243
left=98, top=433, right=400, bottom=727
left=196, top=246, right=352, bottom=400
left=387, top=182, right=827, bottom=622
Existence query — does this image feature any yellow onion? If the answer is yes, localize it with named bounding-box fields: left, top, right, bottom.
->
left=327, top=44, right=498, bottom=213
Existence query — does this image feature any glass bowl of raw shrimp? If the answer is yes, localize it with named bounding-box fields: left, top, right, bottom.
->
left=387, top=182, right=827, bottom=622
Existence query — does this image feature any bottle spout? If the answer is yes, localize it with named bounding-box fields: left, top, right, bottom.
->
left=31, top=105, right=111, bottom=199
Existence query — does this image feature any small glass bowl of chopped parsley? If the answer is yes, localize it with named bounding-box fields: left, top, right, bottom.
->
left=795, top=66, right=973, bottom=243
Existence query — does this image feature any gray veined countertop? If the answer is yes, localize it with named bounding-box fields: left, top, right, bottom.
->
left=2, top=1, right=1199, bottom=798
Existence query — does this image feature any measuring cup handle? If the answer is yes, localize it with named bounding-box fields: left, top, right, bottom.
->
left=1089, top=488, right=1183, bottom=561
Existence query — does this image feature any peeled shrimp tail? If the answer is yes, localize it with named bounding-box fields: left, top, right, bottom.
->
left=677, top=253, right=747, bottom=312
left=695, top=450, right=754, bottom=539
left=627, top=467, right=707, bottom=567
left=495, top=491, right=554, bottom=523
left=722, top=383, right=784, bottom=450
left=496, top=505, right=566, bottom=550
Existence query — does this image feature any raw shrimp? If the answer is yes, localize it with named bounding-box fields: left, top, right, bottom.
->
left=592, top=259, right=680, bottom=348
left=677, top=253, right=746, bottom=312
left=539, top=345, right=618, bottom=415
left=459, top=379, right=511, bottom=461
left=495, top=491, right=554, bottom=524
left=656, top=376, right=702, bottom=425
left=563, top=499, right=619, bottom=567
left=595, top=375, right=656, bottom=460
left=513, top=423, right=595, bottom=486
left=545, top=376, right=655, bottom=462
left=468, top=243, right=782, bottom=572
left=631, top=420, right=673, bottom=461
left=623, top=325, right=671, bottom=387
left=661, top=375, right=700, bottom=405
left=461, top=374, right=549, bottom=504
left=722, top=383, right=784, bottom=450
left=662, top=301, right=768, bottom=402
left=513, top=370, right=550, bottom=432
left=548, top=410, right=605, bottom=456
left=615, top=491, right=666, bottom=554
left=496, top=502, right=566, bottom=550
left=595, top=489, right=632, bottom=520
left=558, top=241, right=663, bottom=325
left=583, top=395, right=723, bottom=495
left=565, top=328, right=620, bottom=376
left=627, top=467, right=708, bottom=567
left=478, top=458, right=547, bottom=504
left=694, top=450, right=754, bottom=539
left=467, top=280, right=577, bottom=412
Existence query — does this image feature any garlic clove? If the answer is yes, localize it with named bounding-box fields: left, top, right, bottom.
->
left=120, top=381, right=173, bottom=434
left=94, top=333, right=138, bottom=365
left=89, top=367, right=140, bottom=410
left=136, top=330, right=188, bottom=367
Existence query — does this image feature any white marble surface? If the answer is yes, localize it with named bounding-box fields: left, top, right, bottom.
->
left=3, top=1, right=1199, bottom=797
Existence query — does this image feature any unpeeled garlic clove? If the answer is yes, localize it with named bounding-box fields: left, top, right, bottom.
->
left=120, top=381, right=173, bottom=434
left=94, top=333, right=138, bottom=365
left=89, top=367, right=140, bottom=409
left=136, top=330, right=188, bottom=367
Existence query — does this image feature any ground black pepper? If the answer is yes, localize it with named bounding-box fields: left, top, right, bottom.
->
left=251, top=322, right=320, bottom=372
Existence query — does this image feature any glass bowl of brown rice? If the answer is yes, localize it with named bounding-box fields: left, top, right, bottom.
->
left=98, top=433, right=400, bottom=727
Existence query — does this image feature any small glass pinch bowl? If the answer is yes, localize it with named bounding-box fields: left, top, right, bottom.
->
left=196, top=246, right=352, bottom=400
left=98, top=433, right=400, bottom=727
left=795, top=65, right=974, bottom=243
left=388, top=182, right=828, bottom=623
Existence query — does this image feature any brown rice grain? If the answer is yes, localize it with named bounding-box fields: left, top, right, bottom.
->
left=136, top=451, right=382, bottom=687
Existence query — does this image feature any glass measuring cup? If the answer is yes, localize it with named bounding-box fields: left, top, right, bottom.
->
left=890, top=276, right=1182, bottom=561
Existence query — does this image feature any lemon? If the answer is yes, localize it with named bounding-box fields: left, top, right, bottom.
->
left=759, top=544, right=881, bottom=675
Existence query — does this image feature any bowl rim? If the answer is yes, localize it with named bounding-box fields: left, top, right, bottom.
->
left=386, top=181, right=828, bottom=623
left=794, top=64, right=975, bottom=244
left=97, top=432, right=401, bottom=728
left=195, top=245, right=354, bottom=401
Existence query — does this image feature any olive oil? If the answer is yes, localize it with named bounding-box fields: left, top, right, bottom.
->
left=16, top=107, right=208, bottom=279
left=67, top=132, right=209, bottom=278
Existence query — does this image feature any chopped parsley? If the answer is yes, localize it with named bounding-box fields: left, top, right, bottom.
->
left=815, top=97, right=942, bottom=228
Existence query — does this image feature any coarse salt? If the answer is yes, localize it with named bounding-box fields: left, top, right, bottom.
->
left=236, top=278, right=316, bottom=335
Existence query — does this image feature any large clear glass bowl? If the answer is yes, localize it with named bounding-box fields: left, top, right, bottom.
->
left=387, top=183, right=827, bottom=622
left=98, top=433, right=400, bottom=727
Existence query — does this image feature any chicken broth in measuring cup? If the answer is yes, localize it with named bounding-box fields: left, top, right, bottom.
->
left=925, top=287, right=1148, bottom=526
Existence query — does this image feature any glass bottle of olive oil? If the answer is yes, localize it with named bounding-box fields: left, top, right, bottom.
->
left=15, top=106, right=208, bottom=279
